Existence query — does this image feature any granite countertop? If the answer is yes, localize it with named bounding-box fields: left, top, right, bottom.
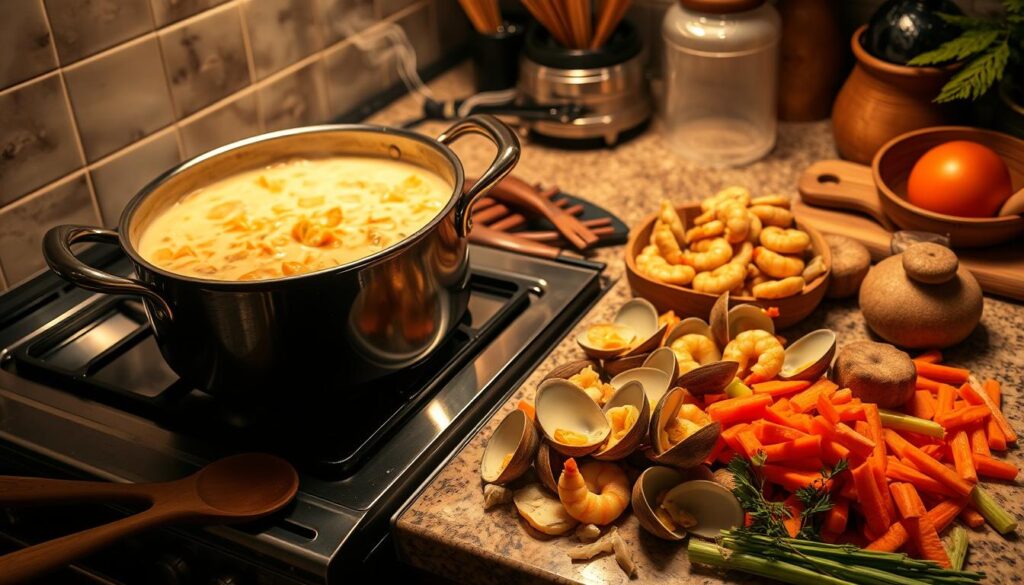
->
left=375, top=64, right=1024, bottom=584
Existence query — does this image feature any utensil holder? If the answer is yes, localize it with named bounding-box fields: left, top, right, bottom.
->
left=471, top=21, right=526, bottom=92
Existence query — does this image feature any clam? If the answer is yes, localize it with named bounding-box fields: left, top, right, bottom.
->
left=664, top=317, right=714, bottom=345
left=675, top=361, right=739, bottom=396
left=481, top=409, right=539, bottom=484
left=642, top=347, right=679, bottom=385
left=610, top=367, right=672, bottom=409
left=602, top=353, right=649, bottom=379
left=534, top=442, right=564, bottom=493
left=542, top=359, right=601, bottom=382
left=577, top=298, right=665, bottom=360
left=593, top=380, right=651, bottom=461
left=632, top=466, right=688, bottom=540
left=534, top=378, right=611, bottom=457
left=657, top=480, right=744, bottom=539
left=709, top=292, right=732, bottom=349
left=649, top=386, right=721, bottom=468
left=779, top=328, right=836, bottom=381
left=726, top=304, right=775, bottom=340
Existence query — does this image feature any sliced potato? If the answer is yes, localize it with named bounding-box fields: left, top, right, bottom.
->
left=513, top=484, right=578, bottom=536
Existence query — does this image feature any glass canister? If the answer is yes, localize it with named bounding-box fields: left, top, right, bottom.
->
left=662, top=0, right=781, bottom=165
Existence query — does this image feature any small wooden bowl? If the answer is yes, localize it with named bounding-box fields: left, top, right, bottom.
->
left=873, top=126, right=1024, bottom=247
left=624, top=203, right=831, bottom=329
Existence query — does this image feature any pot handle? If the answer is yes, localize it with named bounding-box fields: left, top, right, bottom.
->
left=437, top=114, right=521, bottom=237
left=43, top=225, right=173, bottom=319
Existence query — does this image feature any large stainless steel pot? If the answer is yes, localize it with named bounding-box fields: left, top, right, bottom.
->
left=42, top=115, right=519, bottom=399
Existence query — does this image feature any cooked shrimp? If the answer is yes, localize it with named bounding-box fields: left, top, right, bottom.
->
left=651, top=220, right=686, bottom=264
left=750, top=194, right=790, bottom=208
left=659, top=200, right=687, bottom=245
left=745, top=262, right=760, bottom=279
left=723, top=329, right=785, bottom=383
left=558, top=459, right=630, bottom=525
left=693, top=208, right=716, bottom=225
left=670, top=333, right=722, bottom=373
left=730, top=241, right=754, bottom=267
left=754, top=246, right=805, bottom=278
left=717, top=200, right=750, bottom=243
left=711, top=186, right=751, bottom=209
left=746, top=212, right=763, bottom=244
left=748, top=205, right=794, bottom=228
left=801, top=255, right=827, bottom=282
left=752, top=276, right=805, bottom=299
left=759, top=226, right=811, bottom=254
left=692, top=262, right=746, bottom=294
left=683, top=237, right=732, bottom=271
left=637, top=245, right=696, bottom=285
left=685, top=220, right=725, bottom=243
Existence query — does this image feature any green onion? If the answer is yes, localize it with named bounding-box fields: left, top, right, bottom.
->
left=878, top=409, right=945, bottom=439
left=688, top=539, right=855, bottom=585
left=945, top=526, right=968, bottom=571
left=725, top=377, right=753, bottom=398
left=970, top=486, right=1018, bottom=534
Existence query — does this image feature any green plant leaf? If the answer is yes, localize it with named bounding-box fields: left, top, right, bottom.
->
left=935, top=41, right=1011, bottom=102
left=1004, top=0, right=1023, bottom=15
left=908, top=29, right=1002, bottom=65
left=938, top=12, right=1001, bottom=29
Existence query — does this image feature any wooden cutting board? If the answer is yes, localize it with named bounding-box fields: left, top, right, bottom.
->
left=793, top=199, right=1024, bottom=301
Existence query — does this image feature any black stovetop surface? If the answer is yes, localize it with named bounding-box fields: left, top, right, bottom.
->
left=0, top=243, right=605, bottom=582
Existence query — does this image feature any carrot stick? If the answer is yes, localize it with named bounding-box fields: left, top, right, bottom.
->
left=920, top=443, right=945, bottom=460
left=786, top=414, right=814, bottom=434
left=736, top=429, right=763, bottom=460
left=835, top=402, right=865, bottom=422
left=762, top=435, right=821, bottom=463
left=913, top=349, right=943, bottom=364
left=790, top=379, right=838, bottom=413
left=964, top=377, right=1017, bottom=444
left=908, top=390, right=936, bottom=421
left=824, top=497, right=849, bottom=534
left=982, top=380, right=1008, bottom=451
left=949, top=430, right=978, bottom=484
left=871, top=452, right=896, bottom=523
left=703, top=393, right=727, bottom=406
left=751, top=380, right=811, bottom=397
left=866, top=499, right=964, bottom=553
left=972, top=453, right=1019, bottom=481
left=817, top=392, right=840, bottom=424
left=914, top=361, right=970, bottom=385
left=863, top=404, right=886, bottom=468
left=821, top=437, right=850, bottom=467
left=833, top=421, right=876, bottom=459
left=761, top=465, right=822, bottom=492
left=894, top=483, right=950, bottom=567
left=936, top=384, right=956, bottom=417
left=721, top=423, right=750, bottom=454
left=885, top=457, right=957, bottom=497
left=831, top=388, right=853, bottom=405
left=935, top=405, right=990, bottom=430
left=783, top=495, right=803, bottom=538
left=960, top=506, right=986, bottom=528
left=970, top=425, right=991, bottom=456
left=884, top=429, right=973, bottom=496
left=706, top=393, right=772, bottom=425
left=890, top=482, right=926, bottom=518
left=516, top=399, right=535, bottom=421
left=916, top=376, right=944, bottom=392
left=753, top=420, right=808, bottom=444
left=852, top=460, right=890, bottom=535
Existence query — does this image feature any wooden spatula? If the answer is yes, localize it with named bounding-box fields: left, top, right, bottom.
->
left=0, top=453, right=299, bottom=584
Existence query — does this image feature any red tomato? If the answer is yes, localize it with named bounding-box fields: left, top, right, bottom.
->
left=906, top=140, right=1013, bottom=217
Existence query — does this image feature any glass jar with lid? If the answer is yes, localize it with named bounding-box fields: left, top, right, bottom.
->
left=662, top=0, right=781, bottom=166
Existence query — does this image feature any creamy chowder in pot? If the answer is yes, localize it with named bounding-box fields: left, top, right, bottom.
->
left=137, top=157, right=452, bottom=281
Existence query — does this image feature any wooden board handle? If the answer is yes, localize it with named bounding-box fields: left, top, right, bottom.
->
left=798, top=160, right=895, bottom=230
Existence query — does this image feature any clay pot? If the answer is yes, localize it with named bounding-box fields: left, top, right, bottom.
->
left=831, top=26, right=959, bottom=164
left=859, top=243, right=983, bottom=349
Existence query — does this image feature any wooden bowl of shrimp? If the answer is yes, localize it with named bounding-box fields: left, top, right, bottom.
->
left=625, top=201, right=831, bottom=329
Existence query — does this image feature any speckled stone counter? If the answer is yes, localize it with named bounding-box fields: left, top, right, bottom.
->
left=376, top=64, right=1024, bottom=584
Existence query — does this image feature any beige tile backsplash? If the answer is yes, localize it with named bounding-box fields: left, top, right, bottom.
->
left=0, top=0, right=465, bottom=290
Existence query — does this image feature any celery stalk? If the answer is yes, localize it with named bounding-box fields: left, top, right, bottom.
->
left=878, top=409, right=946, bottom=439
left=945, top=526, right=968, bottom=571
left=970, top=486, right=1018, bottom=535
left=687, top=539, right=855, bottom=585
left=725, top=377, right=753, bottom=398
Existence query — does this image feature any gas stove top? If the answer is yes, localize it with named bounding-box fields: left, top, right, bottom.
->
left=0, top=244, right=606, bottom=584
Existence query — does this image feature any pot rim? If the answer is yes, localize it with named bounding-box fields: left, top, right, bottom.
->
left=851, top=25, right=959, bottom=78
left=117, top=123, right=467, bottom=289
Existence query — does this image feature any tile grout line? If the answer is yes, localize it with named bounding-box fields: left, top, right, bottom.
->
left=235, top=0, right=264, bottom=132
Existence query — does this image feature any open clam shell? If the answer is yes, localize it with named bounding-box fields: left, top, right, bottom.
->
left=618, top=298, right=667, bottom=357
left=675, top=361, right=739, bottom=396
left=642, top=347, right=679, bottom=385
left=649, top=387, right=722, bottom=468
left=535, top=442, right=565, bottom=494
left=664, top=317, right=714, bottom=346
left=542, top=359, right=601, bottom=382
left=709, top=292, right=731, bottom=349
left=779, top=328, right=837, bottom=381
left=602, top=353, right=649, bottom=379
left=610, top=367, right=672, bottom=409
left=727, top=304, right=775, bottom=341
left=535, top=378, right=611, bottom=457
left=481, top=409, right=539, bottom=484
left=576, top=323, right=637, bottom=360
left=631, top=466, right=687, bottom=540
left=659, top=479, right=744, bottom=539
left=593, top=380, right=651, bottom=461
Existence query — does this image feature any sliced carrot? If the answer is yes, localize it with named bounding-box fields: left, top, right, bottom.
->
left=870, top=452, right=895, bottom=523
left=913, top=349, right=943, bottom=364
left=716, top=447, right=736, bottom=465
left=949, top=430, right=978, bottom=484
left=790, top=379, right=838, bottom=413
left=821, top=438, right=851, bottom=467
left=866, top=499, right=964, bottom=552
left=835, top=402, right=865, bottom=422
left=972, top=453, right=1019, bottom=481
left=516, top=399, right=535, bottom=421
left=960, top=506, right=986, bottom=528
left=971, top=425, right=991, bottom=456
left=786, top=413, right=814, bottom=434
left=890, top=482, right=926, bottom=519
left=721, top=423, right=750, bottom=454
left=908, top=390, right=937, bottom=421
left=831, top=388, right=853, bottom=405
left=920, top=443, right=945, bottom=460
left=894, top=484, right=950, bottom=568
left=762, top=435, right=821, bottom=463
left=774, top=397, right=794, bottom=413
left=964, top=377, right=1016, bottom=444
left=704, top=438, right=725, bottom=466
left=885, top=457, right=957, bottom=497
left=736, top=429, right=763, bottom=460
left=884, top=429, right=973, bottom=496
left=914, top=361, right=970, bottom=385
left=824, top=497, right=849, bottom=534
left=935, top=404, right=990, bottom=429
left=706, top=393, right=772, bottom=425
left=852, top=460, right=890, bottom=535
left=751, top=380, right=811, bottom=397
left=817, top=392, right=840, bottom=424
left=915, top=376, right=944, bottom=392
left=784, top=457, right=827, bottom=471
left=783, top=495, right=803, bottom=538
left=863, top=403, right=887, bottom=468
left=983, top=381, right=1008, bottom=451
left=703, top=392, right=727, bottom=406
left=753, top=420, right=808, bottom=444
left=761, top=465, right=822, bottom=492
left=833, top=421, right=876, bottom=459
left=935, top=384, right=956, bottom=417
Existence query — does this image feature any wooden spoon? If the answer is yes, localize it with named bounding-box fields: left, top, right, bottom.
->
left=471, top=176, right=600, bottom=250
left=0, top=453, right=298, bottom=584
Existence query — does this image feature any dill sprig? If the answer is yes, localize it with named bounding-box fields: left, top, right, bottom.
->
left=726, top=453, right=791, bottom=537
left=794, top=459, right=848, bottom=540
